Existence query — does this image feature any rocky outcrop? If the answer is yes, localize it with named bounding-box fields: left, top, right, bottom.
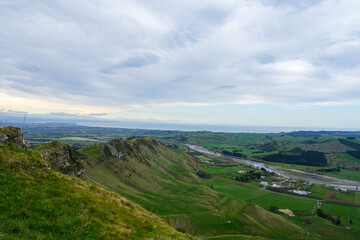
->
left=34, top=141, right=85, bottom=177
left=102, top=139, right=126, bottom=159
left=0, top=125, right=29, bottom=149
left=101, top=137, right=160, bottom=160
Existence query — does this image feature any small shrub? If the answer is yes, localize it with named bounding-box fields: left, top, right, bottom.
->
left=269, top=205, right=278, bottom=212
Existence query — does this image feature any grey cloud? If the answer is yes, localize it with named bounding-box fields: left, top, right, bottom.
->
left=256, top=54, right=276, bottom=64
left=46, top=112, right=108, bottom=118
left=16, top=63, right=43, bottom=73
left=260, top=0, right=324, bottom=10
left=118, top=54, right=159, bottom=68
left=10, top=85, right=41, bottom=95
left=1, top=0, right=360, bottom=110
left=99, top=54, right=159, bottom=74
left=88, top=113, right=108, bottom=117
left=215, top=85, right=237, bottom=90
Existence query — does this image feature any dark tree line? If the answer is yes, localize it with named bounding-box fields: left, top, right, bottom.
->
left=339, top=139, right=360, bottom=150
left=222, top=150, right=247, bottom=158
left=262, top=149, right=327, bottom=167
left=196, top=170, right=211, bottom=179
left=317, top=209, right=341, bottom=225
left=316, top=167, right=340, bottom=173
left=235, top=171, right=261, bottom=182
left=347, top=151, right=360, bottom=160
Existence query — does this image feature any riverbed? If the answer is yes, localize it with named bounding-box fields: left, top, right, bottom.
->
left=187, top=144, right=360, bottom=191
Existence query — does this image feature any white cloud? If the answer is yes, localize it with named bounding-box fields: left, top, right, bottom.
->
left=1, top=0, right=360, bottom=122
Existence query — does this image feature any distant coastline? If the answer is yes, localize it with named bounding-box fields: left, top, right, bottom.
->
left=76, top=121, right=360, bottom=133
left=1, top=113, right=359, bottom=134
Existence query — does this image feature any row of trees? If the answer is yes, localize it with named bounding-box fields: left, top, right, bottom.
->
left=317, top=209, right=341, bottom=225
left=262, top=150, right=327, bottom=167
left=222, top=150, right=247, bottom=158
left=235, top=171, right=261, bottom=182
left=315, top=167, right=340, bottom=173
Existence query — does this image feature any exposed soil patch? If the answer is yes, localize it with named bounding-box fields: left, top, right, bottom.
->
left=279, top=209, right=295, bottom=217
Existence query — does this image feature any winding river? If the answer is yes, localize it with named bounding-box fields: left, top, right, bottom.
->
left=187, top=144, right=360, bottom=191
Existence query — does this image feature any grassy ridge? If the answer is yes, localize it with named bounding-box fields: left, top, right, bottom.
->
left=0, top=133, right=195, bottom=239
left=14, top=125, right=360, bottom=239
left=81, top=137, right=360, bottom=239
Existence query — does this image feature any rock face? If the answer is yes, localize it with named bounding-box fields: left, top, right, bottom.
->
left=34, top=141, right=85, bottom=177
left=0, top=125, right=29, bottom=149
left=101, top=137, right=160, bottom=160
left=102, top=139, right=126, bottom=159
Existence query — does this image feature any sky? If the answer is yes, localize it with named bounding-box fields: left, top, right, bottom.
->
left=1, top=0, right=360, bottom=130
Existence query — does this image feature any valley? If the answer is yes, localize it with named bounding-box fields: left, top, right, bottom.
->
left=3, top=1, right=360, bottom=239
left=2, top=123, right=360, bottom=239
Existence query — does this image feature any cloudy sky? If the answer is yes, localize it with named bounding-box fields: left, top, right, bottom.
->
left=1, top=0, right=360, bottom=129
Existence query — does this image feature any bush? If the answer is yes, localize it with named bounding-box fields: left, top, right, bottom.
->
left=317, top=209, right=341, bottom=225
left=269, top=205, right=278, bottom=212
left=196, top=170, right=211, bottom=179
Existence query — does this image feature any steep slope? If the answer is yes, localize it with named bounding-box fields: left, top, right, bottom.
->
left=81, top=137, right=306, bottom=239
left=83, top=137, right=200, bottom=192
left=0, top=126, right=196, bottom=240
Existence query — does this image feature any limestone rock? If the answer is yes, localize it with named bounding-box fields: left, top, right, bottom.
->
left=0, top=125, right=29, bottom=149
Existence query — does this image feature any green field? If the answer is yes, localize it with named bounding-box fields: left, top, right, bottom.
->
left=204, top=179, right=360, bottom=231
left=308, top=184, right=334, bottom=198
left=334, top=191, right=360, bottom=204
left=0, top=129, right=194, bottom=239
left=79, top=137, right=360, bottom=239
left=323, top=169, right=360, bottom=181
left=19, top=124, right=360, bottom=239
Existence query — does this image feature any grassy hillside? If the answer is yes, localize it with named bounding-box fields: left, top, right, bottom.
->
left=0, top=127, right=195, bottom=240
left=12, top=124, right=360, bottom=239
left=81, top=137, right=332, bottom=239
left=300, top=139, right=355, bottom=153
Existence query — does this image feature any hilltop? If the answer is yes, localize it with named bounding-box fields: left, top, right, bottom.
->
left=0, top=126, right=196, bottom=239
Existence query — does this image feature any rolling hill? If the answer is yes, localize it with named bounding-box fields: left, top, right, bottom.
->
left=300, top=139, right=355, bottom=153
left=3, top=126, right=360, bottom=239
left=80, top=137, right=308, bottom=239
left=0, top=126, right=196, bottom=239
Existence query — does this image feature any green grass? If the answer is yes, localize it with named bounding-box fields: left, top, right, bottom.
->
left=0, top=138, right=195, bottom=239
left=83, top=138, right=337, bottom=239
left=334, top=191, right=360, bottom=203
left=321, top=202, right=360, bottom=228
left=341, top=153, right=360, bottom=163
left=18, top=125, right=360, bottom=239
left=271, top=161, right=360, bottom=181
left=308, top=184, right=335, bottom=198
left=201, top=165, right=252, bottom=175
left=322, top=169, right=360, bottom=181
left=203, top=179, right=360, bottom=236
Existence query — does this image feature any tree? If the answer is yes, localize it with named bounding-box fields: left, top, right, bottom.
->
left=349, top=218, right=353, bottom=224
left=269, top=205, right=278, bottom=212
left=335, top=216, right=341, bottom=225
